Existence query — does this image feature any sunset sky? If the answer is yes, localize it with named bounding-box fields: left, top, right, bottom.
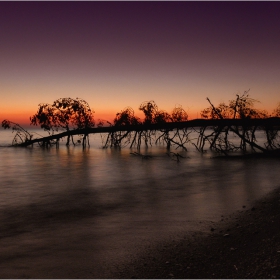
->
left=1, top=2, right=280, bottom=125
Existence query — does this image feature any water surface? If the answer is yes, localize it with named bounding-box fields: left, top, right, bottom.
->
left=0, top=129, right=279, bottom=277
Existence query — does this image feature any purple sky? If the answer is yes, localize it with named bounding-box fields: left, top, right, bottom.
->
left=1, top=2, right=280, bottom=123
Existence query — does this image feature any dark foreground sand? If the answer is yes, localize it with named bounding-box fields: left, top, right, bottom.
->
left=0, top=187, right=279, bottom=279
left=116, top=187, right=280, bottom=279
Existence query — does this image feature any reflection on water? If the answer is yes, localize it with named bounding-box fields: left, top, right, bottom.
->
left=0, top=130, right=280, bottom=276
left=0, top=138, right=280, bottom=228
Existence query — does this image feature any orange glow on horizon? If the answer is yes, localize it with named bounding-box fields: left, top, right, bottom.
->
left=0, top=112, right=33, bottom=127
left=0, top=109, right=203, bottom=128
left=1, top=102, right=276, bottom=128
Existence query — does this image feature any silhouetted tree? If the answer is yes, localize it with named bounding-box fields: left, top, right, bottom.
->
left=199, top=91, right=269, bottom=154
left=103, top=107, right=141, bottom=148
left=170, top=105, right=188, bottom=122
left=154, top=110, right=171, bottom=124
left=1, top=120, right=33, bottom=146
left=228, top=93, right=268, bottom=119
left=139, top=100, right=172, bottom=124
left=30, top=103, right=57, bottom=131
left=139, top=101, right=158, bottom=125
left=30, top=97, right=95, bottom=146
left=155, top=104, right=189, bottom=150
left=201, top=91, right=268, bottom=120
left=113, top=107, right=141, bottom=126
left=169, top=105, right=190, bottom=150
left=138, top=101, right=171, bottom=148
left=3, top=93, right=280, bottom=154
left=201, top=101, right=231, bottom=119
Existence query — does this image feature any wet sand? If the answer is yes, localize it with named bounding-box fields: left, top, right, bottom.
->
left=0, top=187, right=279, bottom=278
left=117, top=187, right=280, bottom=279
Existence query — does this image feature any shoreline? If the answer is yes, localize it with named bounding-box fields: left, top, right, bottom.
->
left=115, top=187, right=280, bottom=279
left=0, top=187, right=279, bottom=278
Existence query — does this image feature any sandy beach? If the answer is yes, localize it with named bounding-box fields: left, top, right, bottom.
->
left=117, top=187, right=280, bottom=279
left=0, top=187, right=279, bottom=279
left=0, top=185, right=280, bottom=279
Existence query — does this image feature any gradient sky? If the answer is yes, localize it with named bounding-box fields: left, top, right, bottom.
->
left=1, top=2, right=280, bottom=125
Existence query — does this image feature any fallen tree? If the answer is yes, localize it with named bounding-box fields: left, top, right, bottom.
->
left=2, top=94, right=280, bottom=155
left=2, top=118, right=280, bottom=152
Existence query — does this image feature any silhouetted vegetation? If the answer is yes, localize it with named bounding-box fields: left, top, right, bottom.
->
left=1, top=120, right=33, bottom=146
left=196, top=91, right=280, bottom=155
left=102, top=107, right=141, bottom=148
left=2, top=92, right=280, bottom=157
left=29, top=97, right=95, bottom=147
left=100, top=101, right=190, bottom=150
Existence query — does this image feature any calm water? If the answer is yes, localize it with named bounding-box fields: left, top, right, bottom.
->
left=0, top=128, right=280, bottom=276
